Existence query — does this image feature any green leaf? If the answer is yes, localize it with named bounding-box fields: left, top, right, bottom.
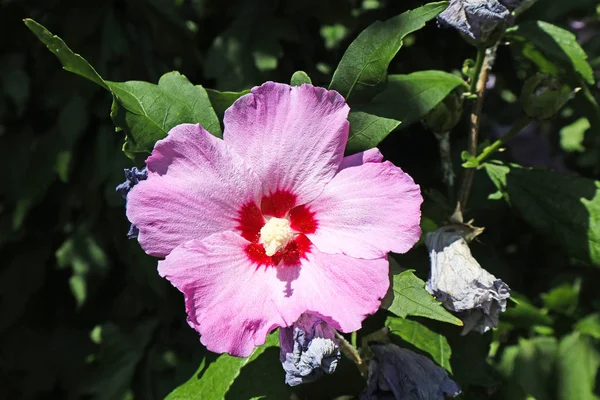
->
left=165, top=332, right=279, bottom=400
left=461, top=150, right=479, bottom=168
left=329, top=2, right=448, bottom=103
left=484, top=162, right=600, bottom=266
left=25, top=19, right=221, bottom=158
left=346, top=111, right=400, bottom=154
left=556, top=333, right=600, bottom=400
left=383, top=270, right=463, bottom=326
left=23, top=18, right=109, bottom=90
left=346, top=71, right=466, bottom=153
left=560, top=117, right=589, bottom=153
left=290, top=70, right=312, bottom=86
left=540, top=279, right=581, bottom=316
left=507, top=21, right=594, bottom=84
left=109, top=72, right=221, bottom=156
left=575, top=314, right=600, bottom=340
left=386, top=316, right=453, bottom=372
left=206, top=88, right=250, bottom=121
left=495, top=336, right=558, bottom=400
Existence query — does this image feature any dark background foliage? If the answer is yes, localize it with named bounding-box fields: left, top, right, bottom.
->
left=1, top=0, right=600, bottom=399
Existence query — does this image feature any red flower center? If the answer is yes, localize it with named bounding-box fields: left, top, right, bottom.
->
left=236, top=190, right=318, bottom=266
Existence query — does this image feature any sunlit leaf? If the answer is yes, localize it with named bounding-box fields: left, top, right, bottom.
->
left=24, top=18, right=109, bottom=90
left=346, top=71, right=466, bottom=153
left=329, top=1, right=448, bottom=103
left=556, top=333, right=600, bottom=400
left=507, top=21, right=594, bottom=84
left=495, top=336, right=558, bottom=400
left=110, top=72, right=221, bottom=157
left=540, top=279, right=581, bottom=316
left=25, top=19, right=221, bottom=159
left=165, top=332, right=279, bottom=399
left=384, top=270, right=463, bottom=326
left=575, top=314, right=600, bottom=339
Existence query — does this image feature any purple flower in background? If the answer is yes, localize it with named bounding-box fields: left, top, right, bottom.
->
left=279, top=313, right=341, bottom=386
left=361, top=344, right=461, bottom=400
left=438, top=0, right=515, bottom=42
left=116, top=167, right=148, bottom=238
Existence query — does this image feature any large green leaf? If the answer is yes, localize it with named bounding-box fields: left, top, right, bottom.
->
left=165, top=332, right=279, bottom=400
left=386, top=316, right=453, bottom=372
left=346, top=71, right=466, bottom=154
left=25, top=19, right=221, bottom=158
left=383, top=270, right=463, bottom=326
left=575, top=314, right=600, bottom=340
left=507, top=21, right=595, bottom=84
left=485, top=162, right=600, bottom=266
left=556, top=333, right=600, bottom=400
left=495, top=336, right=558, bottom=400
left=23, top=18, right=109, bottom=90
left=329, top=2, right=448, bottom=103
left=540, top=279, right=581, bottom=316
left=110, top=72, right=221, bottom=156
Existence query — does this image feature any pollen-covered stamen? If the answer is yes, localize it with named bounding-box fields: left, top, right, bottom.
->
left=259, top=217, right=295, bottom=256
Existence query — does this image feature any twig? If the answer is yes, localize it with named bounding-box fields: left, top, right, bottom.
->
left=474, top=116, right=531, bottom=165
left=335, top=332, right=368, bottom=378
left=457, top=45, right=498, bottom=210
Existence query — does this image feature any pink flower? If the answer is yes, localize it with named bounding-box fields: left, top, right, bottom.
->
left=126, top=82, right=423, bottom=357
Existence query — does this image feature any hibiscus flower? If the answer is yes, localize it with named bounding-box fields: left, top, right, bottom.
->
left=124, top=82, right=422, bottom=357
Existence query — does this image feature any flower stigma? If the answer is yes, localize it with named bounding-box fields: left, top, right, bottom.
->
left=259, top=217, right=295, bottom=256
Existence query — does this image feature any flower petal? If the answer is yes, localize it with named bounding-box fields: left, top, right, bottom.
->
left=127, top=124, right=262, bottom=257
left=307, top=161, right=422, bottom=259
left=158, top=232, right=286, bottom=357
left=158, top=231, right=389, bottom=356
left=282, top=246, right=390, bottom=333
left=339, top=148, right=383, bottom=170
left=224, top=82, right=350, bottom=204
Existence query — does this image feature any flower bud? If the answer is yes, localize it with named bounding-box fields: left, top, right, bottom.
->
left=361, top=343, right=461, bottom=400
left=423, top=89, right=464, bottom=134
left=437, top=0, right=515, bottom=45
left=520, top=74, right=576, bottom=120
left=425, top=224, right=510, bottom=334
left=279, top=313, right=341, bottom=386
left=116, top=167, right=148, bottom=238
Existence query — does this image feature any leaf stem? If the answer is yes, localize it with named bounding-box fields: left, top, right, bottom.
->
left=457, top=45, right=497, bottom=210
left=336, top=332, right=368, bottom=378
left=475, top=116, right=531, bottom=165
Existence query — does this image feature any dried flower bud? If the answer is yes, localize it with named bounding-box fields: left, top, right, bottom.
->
left=116, top=167, right=148, bottom=238
left=520, top=74, right=576, bottom=120
left=423, top=89, right=465, bottom=134
left=361, top=343, right=461, bottom=400
left=279, top=313, right=341, bottom=386
left=425, top=224, right=510, bottom=334
left=437, top=0, right=514, bottom=44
